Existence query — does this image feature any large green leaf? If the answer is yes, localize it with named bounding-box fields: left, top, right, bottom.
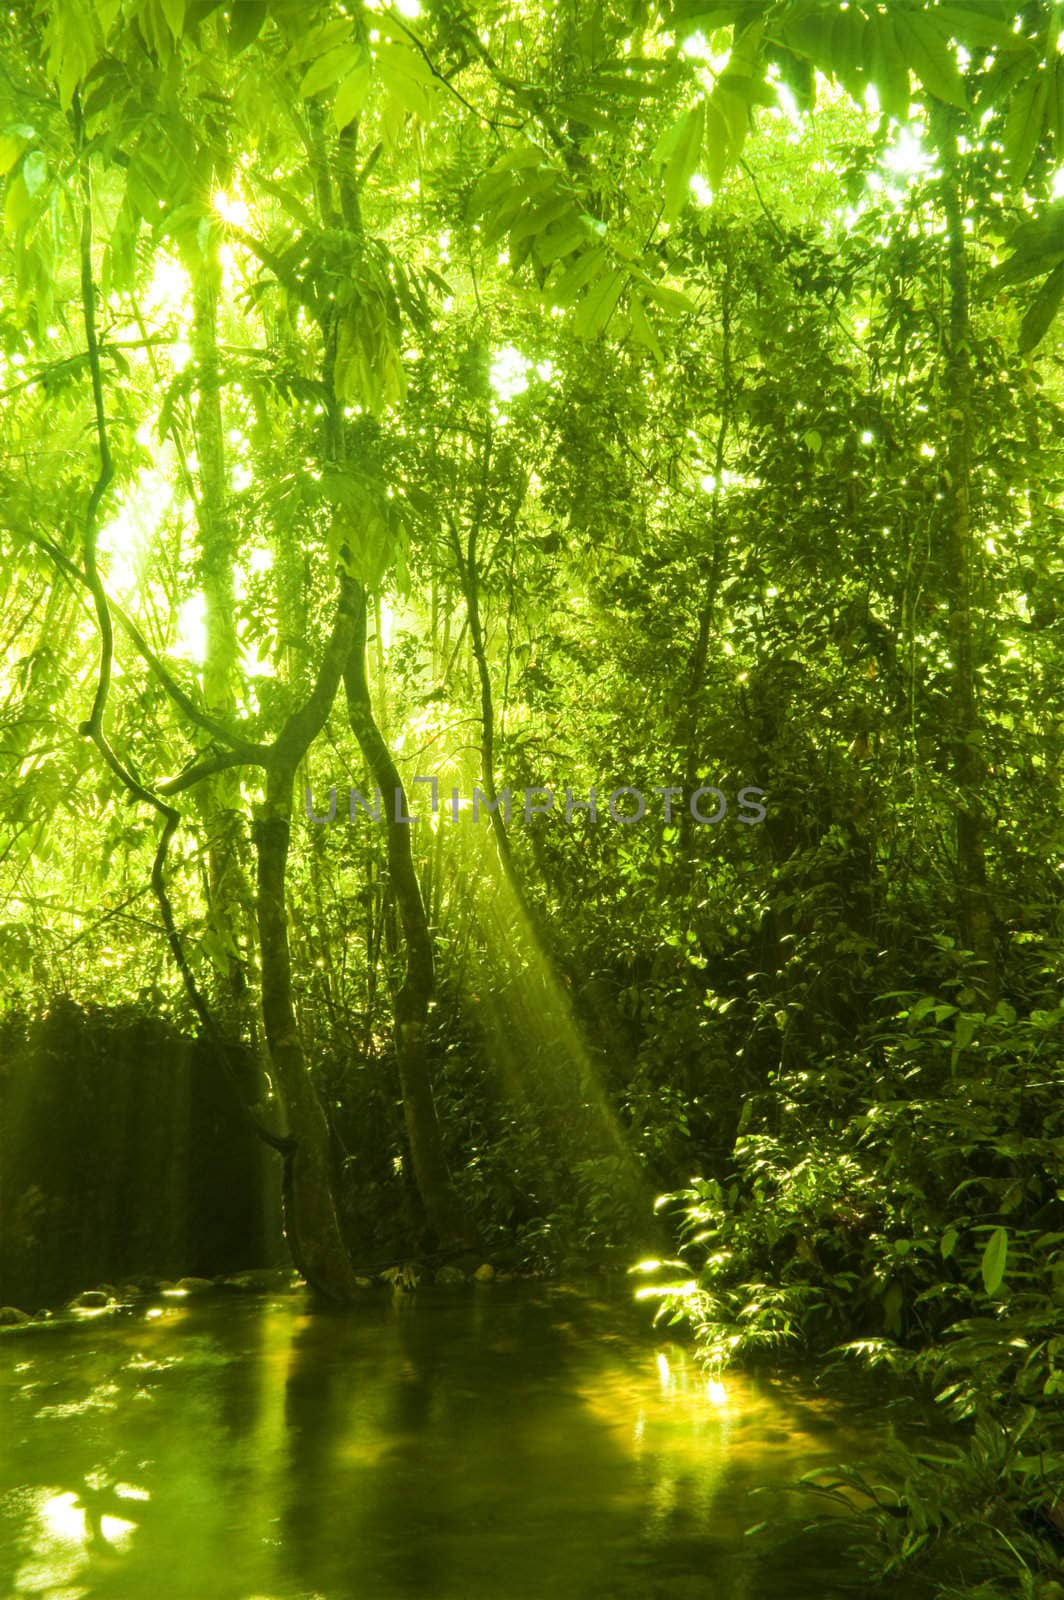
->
left=299, top=43, right=361, bottom=100
left=981, top=1227, right=1008, bottom=1297
left=1003, top=63, right=1050, bottom=187
left=1019, top=260, right=1064, bottom=353
left=868, top=11, right=909, bottom=123
left=898, top=10, right=967, bottom=110
left=661, top=101, right=705, bottom=218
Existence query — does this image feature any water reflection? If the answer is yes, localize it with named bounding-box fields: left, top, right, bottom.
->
left=0, top=1284, right=891, bottom=1599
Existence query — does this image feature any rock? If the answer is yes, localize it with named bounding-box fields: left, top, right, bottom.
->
left=175, top=1277, right=214, bottom=1294
left=69, top=1290, right=109, bottom=1309
left=473, top=1263, right=495, bottom=1283
left=222, top=1268, right=294, bottom=1292
left=435, top=1265, right=466, bottom=1286
left=0, top=1305, right=30, bottom=1326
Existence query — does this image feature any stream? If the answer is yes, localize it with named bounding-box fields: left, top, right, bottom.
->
left=0, top=1280, right=904, bottom=1599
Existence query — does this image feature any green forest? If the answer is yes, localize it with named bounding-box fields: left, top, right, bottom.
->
left=2, top=0, right=1064, bottom=1596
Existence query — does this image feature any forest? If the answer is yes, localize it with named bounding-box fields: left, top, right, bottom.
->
left=2, top=0, right=1064, bottom=1596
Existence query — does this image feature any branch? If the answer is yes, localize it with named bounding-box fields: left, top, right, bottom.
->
left=272, top=571, right=360, bottom=775
left=12, top=522, right=267, bottom=761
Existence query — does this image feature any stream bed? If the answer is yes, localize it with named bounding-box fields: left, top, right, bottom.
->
left=0, top=1280, right=906, bottom=1599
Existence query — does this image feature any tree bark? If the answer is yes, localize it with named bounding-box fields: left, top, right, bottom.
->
left=253, top=575, right=364, bottom=1301
left=343, top=589, right=479, bottom=1251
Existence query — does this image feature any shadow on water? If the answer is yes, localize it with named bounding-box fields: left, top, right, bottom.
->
left=0, top=1282, right=898, bottom=1599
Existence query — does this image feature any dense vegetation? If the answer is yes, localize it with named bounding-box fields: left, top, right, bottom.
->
left=3, top=0, right=1064, bottom=1593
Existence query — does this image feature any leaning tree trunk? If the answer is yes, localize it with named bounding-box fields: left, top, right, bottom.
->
left=344, top=590, right=479, bottom=1252
left=253, top=576, right=364, bottom=1302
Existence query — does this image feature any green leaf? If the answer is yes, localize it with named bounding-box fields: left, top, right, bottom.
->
left=909, top=994, right=936, bottom=1024
left=574, top=267, right=624, bottom=338
left=535, top=216, right=590, bottom=266
left=1019, top=259, right=1064, bottom=353
left=299, top=43, right=361, bottom=100
left=1004, top=64, right=1050, bottom=187
left=898, top=11, right=967, bottom=111
left=935, top=6, right=1032, bottom=52
left=159, top=0, right=184, bottom=40
left=549, top=244, right=608, bottom=306
left=628, top=289, right=664, bottom=365
left=334, top=59, right=372, bottom=129
left=868, top=12, right=909, bottom=123
left=3, top=172, right=31, bottom=236
left=827, top=6, right=868, bottom=103
left=509, top=194, right=573, bottom=249
left=228, top=0, right=267, bottom=56
left=803, top=428, right=822, bottom=454
left=662, top=101, right=704, bottom=218
left=988, top=202, right=1064, bottom=288
left=0, top=132, right=26, bottom=175
left=642, top=280, right=695, bottom=315
left=769, top=45, right=815, bottom=113
left=941, top=1226, right=959, bottom=1260
left=981, top=1226, right=1008, bottom=1297
left=21, top=151, right=47, bottom=198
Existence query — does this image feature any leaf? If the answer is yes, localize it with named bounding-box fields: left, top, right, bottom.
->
left=868, top=12, right=909, bottom=123
left=21, top=151, right=47, bottom=197
left=3, top=172, right=31, bottom=237
left=662, top=101, right=704, bottom=218
left=535, top=216, right=590, bottom=266
left=628, top=289, right=664, bottom=365
left=803, top=428, right=822, bottom=453
left=0, top=133, right=26, bottom=175
left=334, top=60, right=372, bottom=129
left=988, top=202, right=1064, bottom=289
left=574, top=267, right=624, bottom=338
left=642, top=279, right=695, bottom=315
left=1019, top=259, right=1064, bottom=353
left=549, top=243, right=608, bottom=306
left=509, top=193, right=573, bottom=249
left=827, top=6, right=868, bottom=103
left=159, top=0, right=184, bottom=40
left=228, top=0, right=267, bottom=56
left=1004, top=64, right=1050, bottom=187
left=769, top=45, right=815, bottom=113
left=934, top=6, right=1032, bottom=52
left=898, top=10, right=967, bottom=111
left=941, top=1226, right=959, bottom=1260
left=981, top=1227, right=1008, bottom=1297
left=375, top=38, right=437, bottom=121
left=299, top=43, right=361, bottom=100
left=909, top=994, right=936, bottom=1024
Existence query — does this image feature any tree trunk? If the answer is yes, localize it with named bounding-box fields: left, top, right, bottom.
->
left=253, top=577, right=363, bottom=1301
left=343, top=589, right=479, bottom=1252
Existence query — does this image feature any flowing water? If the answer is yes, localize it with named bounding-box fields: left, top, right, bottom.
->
left=0, top=1280, right=901, bottom=1599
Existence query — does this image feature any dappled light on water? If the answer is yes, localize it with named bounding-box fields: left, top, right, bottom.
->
left=0, top=1284, right=894, bottom=1599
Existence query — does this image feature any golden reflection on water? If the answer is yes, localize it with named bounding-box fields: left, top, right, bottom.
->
left=1, top=1290, right=883, bottom=1600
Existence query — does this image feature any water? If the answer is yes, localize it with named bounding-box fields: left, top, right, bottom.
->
left=0, top=1281, right=895, bottom=1599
